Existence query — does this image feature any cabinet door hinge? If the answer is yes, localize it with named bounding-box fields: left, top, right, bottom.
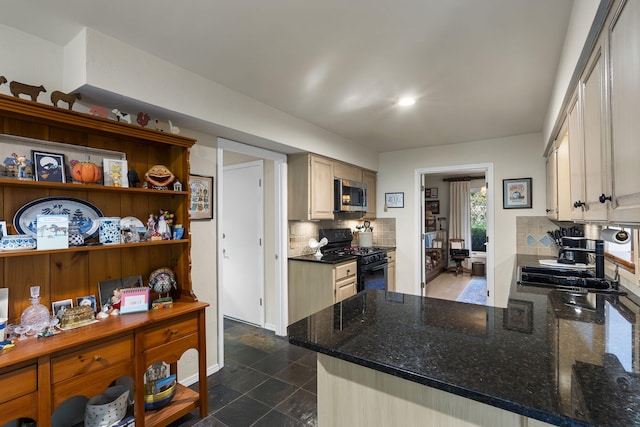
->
left=260, top=298, right=263, bottom=306
left=259, top=178, right=262, bottom=187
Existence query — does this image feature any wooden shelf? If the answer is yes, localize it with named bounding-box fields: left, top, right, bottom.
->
left=0, top=93, right=205, bottom=427
left=0, top=239, right=189, bottom=258
left=0, top=177, right=188, bottom=195
left=144, top=384, right=200, bottom=426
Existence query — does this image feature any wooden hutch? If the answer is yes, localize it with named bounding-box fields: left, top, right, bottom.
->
left=0, top=94, right=207, bottom=426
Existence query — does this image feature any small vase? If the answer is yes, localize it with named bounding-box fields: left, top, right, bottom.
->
left=68, top=222, right=84, bottom=246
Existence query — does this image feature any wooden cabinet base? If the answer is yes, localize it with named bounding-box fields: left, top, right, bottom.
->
left=317, top=354, right=554, bottom=427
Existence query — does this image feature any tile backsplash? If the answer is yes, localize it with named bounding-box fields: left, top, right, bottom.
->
left=288, top=218, right=396, bottom=257
left=516, top=216, right=563, bottom=256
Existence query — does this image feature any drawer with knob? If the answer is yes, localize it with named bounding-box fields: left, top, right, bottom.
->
left=335, top=261, right=357, bottom=282
left=51, top=336, right=133, bottom=384
left=143, top=315, right=199, bottom=350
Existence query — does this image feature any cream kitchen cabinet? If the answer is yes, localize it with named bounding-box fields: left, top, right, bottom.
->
left=387, top=251, right=396, bottom=292
left=567, top=88, right=586, bottom=221
left=566, top=35, right=607, bottom=224
left=579, top=36, right=607, bottom=222
left=288, top=259, right=357, bottom=325
left=546, top=138, right=571, bottom=222
left=362, top=169, right=377, bottom=219
left=605, top=0, right=640, bottom=223
left=334, top=161, right=362, bottom=182
left=288, top=153, right=334, bottom=220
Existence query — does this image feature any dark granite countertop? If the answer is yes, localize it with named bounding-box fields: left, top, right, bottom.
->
left=288, top=253, right=358, bottom=264
left=288, top=254, right=640, bottom=426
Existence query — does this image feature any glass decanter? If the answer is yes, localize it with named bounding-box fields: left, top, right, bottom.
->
left=20, top=286, right=51, bottom=335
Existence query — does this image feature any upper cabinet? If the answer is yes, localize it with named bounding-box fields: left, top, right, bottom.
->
left=362, top=169, right=377, bottom=219
left=288, top=154, right=378, bottom=220
left=567, top=38, right=608, bottom=222
left=580, top=38, right=608, bottom=221
left=606, top=0, right=640, bottom=222
left=567, top=88, right=586, bottom=221
left=547, top=124, right=571, bottom=221
left=288, top=153, right=335, bottom=220
left=557, top=0, right=640, bottom=224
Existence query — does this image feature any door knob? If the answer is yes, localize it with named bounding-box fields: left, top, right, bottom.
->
left=599, top=194, right=612, bottom=203
left=573, top=200, right=585, bottom=208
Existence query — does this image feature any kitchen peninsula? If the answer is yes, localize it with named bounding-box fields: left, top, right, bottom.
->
left=288, top=255, right=640, bottom=426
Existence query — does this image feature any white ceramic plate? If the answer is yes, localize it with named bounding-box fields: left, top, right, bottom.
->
left=120, top=216, right=146, bottom=233
left=14, top=197, right=103, bottom=238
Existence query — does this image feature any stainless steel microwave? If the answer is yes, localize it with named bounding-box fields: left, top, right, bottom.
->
left=334, top=178, right=367, bottom=212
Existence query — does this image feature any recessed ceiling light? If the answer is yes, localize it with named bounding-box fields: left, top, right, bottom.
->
left=397, top=97, right=416, bottom=107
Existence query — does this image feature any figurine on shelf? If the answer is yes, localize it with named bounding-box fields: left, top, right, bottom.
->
left=145, top=164, right=175, bottom=190
left=136, top=112, right=151, bottom=127
left=9, top=80, right=46, bottom=102
left=158, top=209, right=175, bottom=240
left=146, top=213, right=162, bottom=241
left=50, top=90, right=81, bottom=110
left=16, top=153, right=32, bottom=180
left=127, top=170, right=140, bottom=188
left=112, top=108, right=131, bottom=124
left=3, top=153, right=33, bottom=179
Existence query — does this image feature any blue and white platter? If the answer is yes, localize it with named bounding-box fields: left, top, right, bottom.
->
left=14, top=197, right=103, bottom=239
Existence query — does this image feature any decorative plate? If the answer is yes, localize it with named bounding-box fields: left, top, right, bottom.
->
left=120, top=216, right=146, bottom=233
left=14, top=197, right=103, bottom=238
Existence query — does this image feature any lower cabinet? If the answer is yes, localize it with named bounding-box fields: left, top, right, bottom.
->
left=0, top=302, right=208, bottom=427
left=387, top=251, right=396, bottom=292
left=289, top=259, right=358, bottom=325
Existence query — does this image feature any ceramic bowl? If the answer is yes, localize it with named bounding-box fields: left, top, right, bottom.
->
left=1, top=234, right=36, bottom=251
left=144, top=376, right=177, bottom=410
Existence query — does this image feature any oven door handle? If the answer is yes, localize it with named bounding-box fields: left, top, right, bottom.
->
left=361, top=258, right=388, bottom=270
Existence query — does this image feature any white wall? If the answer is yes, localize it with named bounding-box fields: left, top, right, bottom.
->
left=378, top=133, right=547, bottom=307
left=64, top=28, right=378, bottom=171
left=542, top=0, right=600, bottom=147
left=0, top=25, right=63, bottom=98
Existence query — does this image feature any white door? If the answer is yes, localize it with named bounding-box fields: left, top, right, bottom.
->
left=222, top=160, right=264, bottom=326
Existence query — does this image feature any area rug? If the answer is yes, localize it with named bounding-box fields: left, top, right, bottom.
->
left=456, top=277, right=487, bottom=305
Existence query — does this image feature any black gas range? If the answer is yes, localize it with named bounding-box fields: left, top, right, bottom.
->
left=319, top=228, right=388, bottom=292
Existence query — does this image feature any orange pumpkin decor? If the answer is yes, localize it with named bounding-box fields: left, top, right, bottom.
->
left=71, top=159, right=102, bottom=183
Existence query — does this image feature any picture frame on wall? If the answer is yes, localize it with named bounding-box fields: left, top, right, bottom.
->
left=426, top=200, right=440, bottom=214
left=503, top=178, right=532, bottom=209
left=189, top=174, right=214, bottom=220
left=32, top=150, right=66, bottom=183
left=385, top=192, right=404, bottom=208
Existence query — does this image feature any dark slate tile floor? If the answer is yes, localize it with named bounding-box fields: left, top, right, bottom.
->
left=168, top=318, right=318, bottom=427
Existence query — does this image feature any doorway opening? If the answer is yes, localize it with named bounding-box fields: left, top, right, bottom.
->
left=217, top=138, right=288, bottom=371
left=417, top=163, right=494, bottom=306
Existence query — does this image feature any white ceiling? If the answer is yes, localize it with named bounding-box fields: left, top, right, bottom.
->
left=1, top=0, right=575, bottom=153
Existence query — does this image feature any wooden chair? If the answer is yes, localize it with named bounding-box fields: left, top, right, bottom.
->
left=448, top=238, right=470, bottom=276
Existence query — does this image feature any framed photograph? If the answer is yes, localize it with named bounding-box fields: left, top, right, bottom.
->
left=98, top=275, right=144, bottom=311
left=52, top=298, right=73, bottom=319
left=385, top=192, right=404, bottom=208
left=503, top=299, right=533, bottom=333
left=76, top=295, right=97, bottom=313
left=503, top=178, right=532, bottom=209
left=103, top=159, right=129, bottom=188
left=0, top=221, right=6, bottom=239
left=426, top=200, right=440, bottom=215
left=189, top=174, right=214, bottom=220
left=425, top=188, right=431, bottom=198
left=430, top=187, right=438, bottom=198
left=32, top=151, right=66, bottom=183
